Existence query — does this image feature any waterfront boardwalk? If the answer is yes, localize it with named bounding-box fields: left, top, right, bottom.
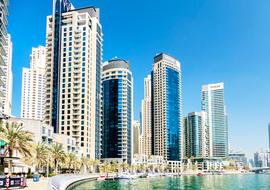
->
left=25, top=178, right=48, bottom=190
left=24, top=174, right=98, bottom=190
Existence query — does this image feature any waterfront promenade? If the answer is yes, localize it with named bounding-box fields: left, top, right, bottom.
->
left=24, top=174, right=99, bottom=190
left=25, top=178, right=48, bottom=190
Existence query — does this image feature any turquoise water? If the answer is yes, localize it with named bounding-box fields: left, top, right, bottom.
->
left=70, top=174, right=270, bottom=190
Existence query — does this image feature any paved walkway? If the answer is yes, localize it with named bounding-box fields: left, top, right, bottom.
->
left=24, top=174, right=98, bottom=190
left=25, top=178, right=49, bottom=190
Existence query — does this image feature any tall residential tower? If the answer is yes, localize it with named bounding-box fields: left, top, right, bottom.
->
left=0, top=0, right=9, bottom=117
left=45, top=0, right=103, bottom=158
left=101, top=59, right=133, bottom=164
left=2, top=34, right=12, bottom=115
left=201, top=83, right=228, bottom=158
left=141, top=75, right=152, bottom=156
left=152, top=53, right=182, bottom=161
left=21, top=46, right=46, bottom=120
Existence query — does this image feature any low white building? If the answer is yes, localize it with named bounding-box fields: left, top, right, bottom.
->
left=9, top=117, right=53, bottom=144
left=54, top=133, right=81, bottom=157
left=133, top=154, right=183, bottom=173
left=4, top=117, right=81, bottom=174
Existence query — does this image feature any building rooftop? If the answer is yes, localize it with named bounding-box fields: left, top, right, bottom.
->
left=103, top=58, right=130, bottom=71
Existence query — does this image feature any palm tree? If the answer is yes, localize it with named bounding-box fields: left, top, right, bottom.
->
left=65, top=152, right=77, bottom=173
left=100, top=163, right=111, bottom=174
left=50, top=143, right=65, bottom=174
left=120, top=162, right=128, bottom=172
left=79, top=156, right=89, bottom=173
left=110, top=161, right=117, bottom=173
left=87, top=159, right=94, bottom=173
left=23, top=142, right=49, bottom=173
left=138, top=164, right=146, bottom=173
left=0, top=121, right=33, bottom=175
left=92, top=160, right=100, bottom=173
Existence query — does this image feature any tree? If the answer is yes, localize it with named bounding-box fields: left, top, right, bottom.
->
left=120, top=162, right=128, bottom=172
left=65, top=152, right=77, bottom=173
left=92, top=160, right=100, bottom=173
left=100, top=163, right=111, bottom=174
left=110, top=161, right=118, bottom=173
left=79, top=156, right=89, bottom=173
left=23, top=142, right=49, bottom=173
left=0, top=121, right=33, bottom=175
left=50, top=143, right=65, bottom=174
left=138, top=164, right=146, bottom=172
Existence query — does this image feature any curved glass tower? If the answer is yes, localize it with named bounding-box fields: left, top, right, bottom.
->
left=101, top=59, right=133, bottom=164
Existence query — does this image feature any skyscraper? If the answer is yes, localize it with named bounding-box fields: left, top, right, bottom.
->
left=101, top=59, right=133, bottom=164
left=2, top=34, right=12, bottom=115
left=44, top=0, right=73, bottom=131
left=133, top=120, right=141, bottom=155
left=183, top=112, right=208, bottom=158
left=201, top=83, right=228, bottom=158
left=141, top=75, right=152, bottom=156
left=45, top=0, right=103, bottom=158
left=268, top=123, right=270, bottom=152
left=152, top=53, right=182, bottom=161
left=0, top=0, right=9, bottom=117
left=21, top=46, right=46, bottom=120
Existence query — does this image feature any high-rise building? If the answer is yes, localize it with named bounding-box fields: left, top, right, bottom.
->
left=0, top=0, right=9, bottom=118
left=183, top=112, right=208, bottom=158
left=21, top=46, right=46, bottom=120
left=133, top=120, right=141, bottom=155
left=254, top=151, right=269, bottom=168
left=201, top=83, right=228, bottom=158
left=141, top=75, right=152, bottom=156
left=268, top=123, right=270, bottom=152
left=101, top=59, right=133, bottom=164
left=44, top=0, right=103, bottom=158
left=152, top=53, right=182, bottom=161
left=1, top=34, right=12, bottom=115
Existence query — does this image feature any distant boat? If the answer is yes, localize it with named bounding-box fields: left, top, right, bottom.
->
left=165, top=173, right=174, bottom=177
left=147, top=173, right=160, bottom=178
left=197, top=173, right=204, bottom=177
left=97, top=175, right=106, bottom=181
left=116, top=173, right=137, bottom=180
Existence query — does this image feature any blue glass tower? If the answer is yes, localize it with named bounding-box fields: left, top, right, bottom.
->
left=51, top=0, right=72, bottom=133
left=101, top=59, right=133, bottom=164
left=152, top=53, right=182, bottom=161
left=183, top=112, right=208, bottom=158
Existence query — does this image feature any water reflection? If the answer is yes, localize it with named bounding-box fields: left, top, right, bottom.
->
left=71, top=174, right=270, bottom=190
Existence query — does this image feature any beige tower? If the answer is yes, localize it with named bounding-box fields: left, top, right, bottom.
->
left=141, top=75, right=152, bottom=156
left=44, top=6, right=103, bottom=158
left=2, top=34, right=12, bottom=116
left=21, top=46, right=46, bottom=120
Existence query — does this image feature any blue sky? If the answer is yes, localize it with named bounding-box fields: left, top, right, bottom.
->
left=8, top=0, right=270, bottom=157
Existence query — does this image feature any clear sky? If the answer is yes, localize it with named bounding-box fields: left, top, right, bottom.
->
left=8, top=0, right=270, bottom=158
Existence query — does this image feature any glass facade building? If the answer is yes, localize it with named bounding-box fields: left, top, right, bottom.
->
left=201, top=83, right=228, bottom=158
left=152, top=53, right=182, bottom=161
left=45, top=1, right=103, bottom=158
left=50, top=0, right=73, bottom=133
left=101, top=59, right=133, bottom=164
left=183, top=112, right=208, bottom=159
left=268, top=123, right=270, bottom=152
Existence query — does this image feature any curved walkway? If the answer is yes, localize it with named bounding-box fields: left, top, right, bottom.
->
left=49, top=174, right=99, bottom=190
